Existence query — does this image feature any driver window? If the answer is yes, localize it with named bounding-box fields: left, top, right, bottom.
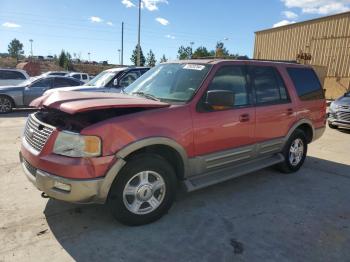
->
left=31, top=79, right=51, bottom=89
left=119, top=71, right=140, bottom=87
left=207, top=66, right=249, bottom=107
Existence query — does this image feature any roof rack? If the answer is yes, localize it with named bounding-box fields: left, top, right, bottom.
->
left=189, top=56, right=299, bottom=64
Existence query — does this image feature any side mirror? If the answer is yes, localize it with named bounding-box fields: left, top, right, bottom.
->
left=205, top=90, right=235, bottom=110
left=113, top=78, right=119, bottom=87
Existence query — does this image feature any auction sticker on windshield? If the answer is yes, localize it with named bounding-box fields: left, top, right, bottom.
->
left=183, top=64, right=205, bottom=70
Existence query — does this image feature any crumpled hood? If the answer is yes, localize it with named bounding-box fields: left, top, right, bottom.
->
left=30, top=91, right=170, bottom=114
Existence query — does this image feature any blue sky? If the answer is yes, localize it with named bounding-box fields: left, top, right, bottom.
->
left=1, top=0, right=349, bottom=64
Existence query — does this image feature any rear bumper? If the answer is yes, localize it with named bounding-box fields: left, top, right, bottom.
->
left=20, top=153, right=105, bottom=204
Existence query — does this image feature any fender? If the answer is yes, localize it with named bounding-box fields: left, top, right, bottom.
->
left=284, top=118, right=314, bottom=144
left=98, top=137, right=190, bottom=202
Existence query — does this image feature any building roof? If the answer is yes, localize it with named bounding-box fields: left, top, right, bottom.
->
left=255, top=11, right=350, bottom=34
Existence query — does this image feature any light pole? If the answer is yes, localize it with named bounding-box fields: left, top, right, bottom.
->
left=137, top=0, right=141, bottom=66
left=190, top=42, right=194, bottom=58
left=118, top=49, right=121, bottom=65
left=29, top=39, right=33, bottom=58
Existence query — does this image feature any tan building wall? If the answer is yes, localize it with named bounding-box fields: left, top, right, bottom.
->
left=253, top=11, right=350, bottom=99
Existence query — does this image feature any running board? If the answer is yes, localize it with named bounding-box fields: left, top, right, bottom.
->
left=183, top=153, right=284, bottom=192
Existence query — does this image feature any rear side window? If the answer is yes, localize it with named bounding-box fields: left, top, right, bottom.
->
left=82, top=74, right=88, bottom=80
left=287, top=68, right=324, bottom=101
left=71, top=74, right=80, bottom=80
left=0, top=70, right=26, bottom=80
left=250, top=66, right=290, bottom=105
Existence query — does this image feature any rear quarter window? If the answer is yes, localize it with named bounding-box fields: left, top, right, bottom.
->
left=287, top=67, right=324, bottom=101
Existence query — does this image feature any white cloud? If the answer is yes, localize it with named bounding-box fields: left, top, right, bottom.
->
left=165, top=34, right=175, bottom=39
left=273, top=19, right=296, bottom=27
left=90, top=16, right=103, bottom=23
left=282, top=10, right=299, bottom=19
left=121, top=0, right=135, bottom=8
left=2, top=22, right=21, bottom=28
left=142, top=0, right=168, bottom=11
left=156, top=17, right=169, bottom=25
left=106, top=21, right=114, bottom=26
left=281, top=0, right=350, bottom=15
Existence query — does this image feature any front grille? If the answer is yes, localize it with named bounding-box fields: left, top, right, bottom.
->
left=24, top=114, right=54, bottom=152
left=23, top=158, right=37, bottom=177
left=336, top=111, right=350, bottom=122
left=339, top=105, right=350, bottom=110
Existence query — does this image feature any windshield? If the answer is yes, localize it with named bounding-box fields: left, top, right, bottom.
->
left=85, top=70, right=119, bottom=87
left=124, top=63, right=211, bottom=102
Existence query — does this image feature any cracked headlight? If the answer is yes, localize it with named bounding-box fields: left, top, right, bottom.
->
left=53, top=131, right=101, bottom=157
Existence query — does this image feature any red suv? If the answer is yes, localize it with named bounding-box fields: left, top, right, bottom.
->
left=20, top=59, right=326, bottom=225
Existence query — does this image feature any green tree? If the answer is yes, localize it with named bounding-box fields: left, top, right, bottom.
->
left=192, top=46, right=211, bottom=58
left=8, top=39, right=24, bottom=62
left=130, top=44, right=146, bottom=66
left=146, top=49, right=157, bottom=67
left=177, top=46, right=192, bottom=60
left=58, top=50, right=73, bottom=70
left=160, top=54, right=168, bottom=63
left=58, top=50, right=67, bottom=68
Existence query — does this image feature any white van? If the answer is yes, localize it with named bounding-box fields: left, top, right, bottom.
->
left=0, top=69, right=29, bottom=86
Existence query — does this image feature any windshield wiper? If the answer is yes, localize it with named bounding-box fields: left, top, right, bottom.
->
left=132, top=92, right=160, bottom=101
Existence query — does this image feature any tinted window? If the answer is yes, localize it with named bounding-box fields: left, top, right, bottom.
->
left=54, top=78, right=80, bottom=88
left=50, top=72, right=67, bottom=76
left=208, top=66, right=249, bottom=107
left=82, top=74, right=88, bottom=80
left=287, top=67, right=324, bottom=100
left=71, top=74, right=80, bottom=80
left=0, top=70, right=26, bottom=80
left=31, top=79, right=52, bottom=88
left=251, top=66, right=289, bottom=105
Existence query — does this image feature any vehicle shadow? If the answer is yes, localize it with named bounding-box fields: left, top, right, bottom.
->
left=44, top=156, right=350, bottom=262
left=0, top=108, right=36, bottom=118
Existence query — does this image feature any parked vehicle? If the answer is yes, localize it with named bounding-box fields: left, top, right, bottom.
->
left=0, top=75, right=83, bottom=113
left=41, top=71, right=69, bottom=77
left=44, top=67, right=150, bottom=95
left=66, top=72, right=90, bottom=83
left=328, top=91, right=350, bottom=129
left=20, top=59, right=326, bottom=225
left=0, top=68, right=29, bottom=86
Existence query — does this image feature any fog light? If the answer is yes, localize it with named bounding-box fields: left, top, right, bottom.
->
left=53, top=181, right=71, bottom=192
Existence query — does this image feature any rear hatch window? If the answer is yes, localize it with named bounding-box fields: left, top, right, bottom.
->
left=287, top=67, right=324, bottom=101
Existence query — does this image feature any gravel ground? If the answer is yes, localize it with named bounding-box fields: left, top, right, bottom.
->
left=0, top=109, right=349, bottom=262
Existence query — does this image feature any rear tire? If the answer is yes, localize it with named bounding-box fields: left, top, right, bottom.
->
left=0, top=95, right=13, bottom=114
left=107, top=154, right=177, bottom=226
left=277, top=129, right=307, bottom=173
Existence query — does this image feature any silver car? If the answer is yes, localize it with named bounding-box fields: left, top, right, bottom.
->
left=328, top=91, right=350, bottom=129
left=0, top=75, right=82, bottom=113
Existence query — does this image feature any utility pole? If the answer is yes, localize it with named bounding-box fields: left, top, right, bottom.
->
left=121, top=22, right=124, bottom=65
left=88, top=52, right=91, bottom=62
left=118, top=49, right=121, bottom=65
left=29, top=39, right=33, bottom=58
left=137, top=0, right=141, bottom=66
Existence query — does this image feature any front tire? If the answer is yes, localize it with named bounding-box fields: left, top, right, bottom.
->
left=107, top=154, right=177, bottom=226
left=277, top=129, right=307, bottom=173
left=0, top=95, right=13, bottom=114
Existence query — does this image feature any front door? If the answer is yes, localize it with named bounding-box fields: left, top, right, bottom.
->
left=23, top=78, right=52, bottom=105
left=193, top=65, right=256, bottom=158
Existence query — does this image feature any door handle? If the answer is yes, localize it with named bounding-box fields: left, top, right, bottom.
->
left=287, top=108, right=294, bottom=116
left=239, top=113, right=250, bottom=122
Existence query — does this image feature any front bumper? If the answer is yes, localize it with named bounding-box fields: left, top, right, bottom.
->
left=20, top=153, right=105, bottom=204
left=328, top=112, right=350, bottom=129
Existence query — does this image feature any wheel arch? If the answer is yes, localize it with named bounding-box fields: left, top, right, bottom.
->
left=286, top=119, right=314, bottom=144
left=99, top=137, right=190, bottom=202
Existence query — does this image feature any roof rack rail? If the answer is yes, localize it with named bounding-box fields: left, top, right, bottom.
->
left=189, top=56, right=299, bottom=64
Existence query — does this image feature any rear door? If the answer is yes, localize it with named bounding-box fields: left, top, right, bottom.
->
left=249, top=65, right=295, bottom=143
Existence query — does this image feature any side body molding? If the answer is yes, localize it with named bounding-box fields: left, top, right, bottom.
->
left=98, top=137, right=190, bottom=202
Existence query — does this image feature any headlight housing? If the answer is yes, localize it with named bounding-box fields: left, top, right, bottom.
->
left=53, top=131, right=101, bottom=157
